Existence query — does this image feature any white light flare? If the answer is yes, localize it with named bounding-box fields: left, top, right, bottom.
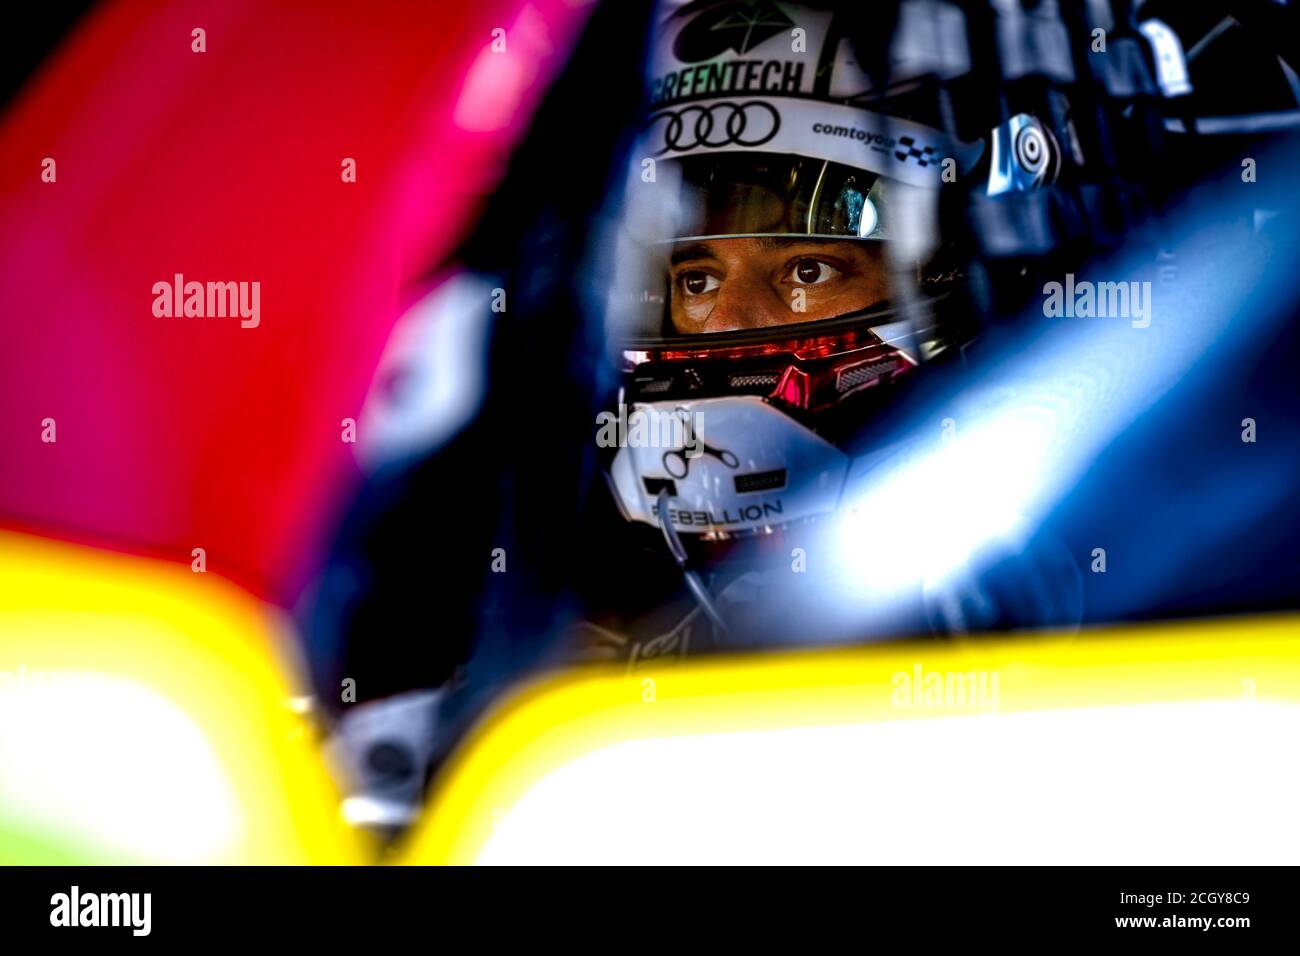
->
left=0, top=674, right=243, bottom=863
left=476, top=700, right=1300, bottom=865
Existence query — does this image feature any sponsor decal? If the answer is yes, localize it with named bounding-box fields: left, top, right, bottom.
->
left=649, top=100, right=781, bottom=153
left=811, top=123, right=941, bottom=166
left=672, top=0, right=795, bottom=62
left=650, top=59, right=804, bottom=106
left=894, top=135, right=940, bottom=167
left=668, top=499, right=785, bottom=527
left=660, top=413, right=740, bottom=478
left=640, top=94, right=961, bottom=187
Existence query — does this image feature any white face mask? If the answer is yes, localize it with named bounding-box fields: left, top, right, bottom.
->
left=606, top=396, right=849, bottom=536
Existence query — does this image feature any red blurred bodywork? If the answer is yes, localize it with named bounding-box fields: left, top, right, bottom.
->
left=0, top=0, right=591, bottom=603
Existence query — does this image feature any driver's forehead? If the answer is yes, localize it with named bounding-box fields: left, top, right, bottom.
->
left=670, top=236, right=875, bottom=265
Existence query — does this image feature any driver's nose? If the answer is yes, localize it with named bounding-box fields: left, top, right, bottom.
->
left=702, top=270, right=793, bottom=333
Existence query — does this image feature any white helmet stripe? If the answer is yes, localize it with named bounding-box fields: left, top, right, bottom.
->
left=643, top=96, right=981, bottom=188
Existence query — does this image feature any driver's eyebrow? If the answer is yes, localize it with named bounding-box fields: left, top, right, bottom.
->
left=669, top=242, right=717, bottom=266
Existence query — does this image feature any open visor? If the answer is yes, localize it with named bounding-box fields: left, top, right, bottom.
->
left=669, top=153, right=895, bottom=240
left=631, top=151, right=930, bottom=245
left=613, top=151, right=944, bottom=342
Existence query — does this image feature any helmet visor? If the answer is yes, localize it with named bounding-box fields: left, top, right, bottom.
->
left=614, top=152, right=934, bottom=341
left=670, top=153, right=891, bottom=240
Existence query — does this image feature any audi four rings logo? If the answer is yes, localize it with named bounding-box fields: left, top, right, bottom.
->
left=649, top=101, right=781, bottom=153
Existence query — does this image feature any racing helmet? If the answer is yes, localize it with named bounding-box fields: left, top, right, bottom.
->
left=601, top=0, right=997, bottom=548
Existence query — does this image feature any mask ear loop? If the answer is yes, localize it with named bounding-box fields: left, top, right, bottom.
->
left=655, top=487, right=733, bottom=643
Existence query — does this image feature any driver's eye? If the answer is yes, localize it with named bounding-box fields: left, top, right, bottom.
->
left=792, top=259, right=840, bottom=285
left=681, top=271, right=720, bottom=295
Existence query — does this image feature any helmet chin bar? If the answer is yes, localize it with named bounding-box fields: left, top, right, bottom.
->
left=618, top=303, right=925, bottom=414
left=603, top=298, right=947, bottom=548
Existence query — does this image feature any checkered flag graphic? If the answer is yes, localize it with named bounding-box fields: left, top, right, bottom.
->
left=895, top=135, right=937, bottom=166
